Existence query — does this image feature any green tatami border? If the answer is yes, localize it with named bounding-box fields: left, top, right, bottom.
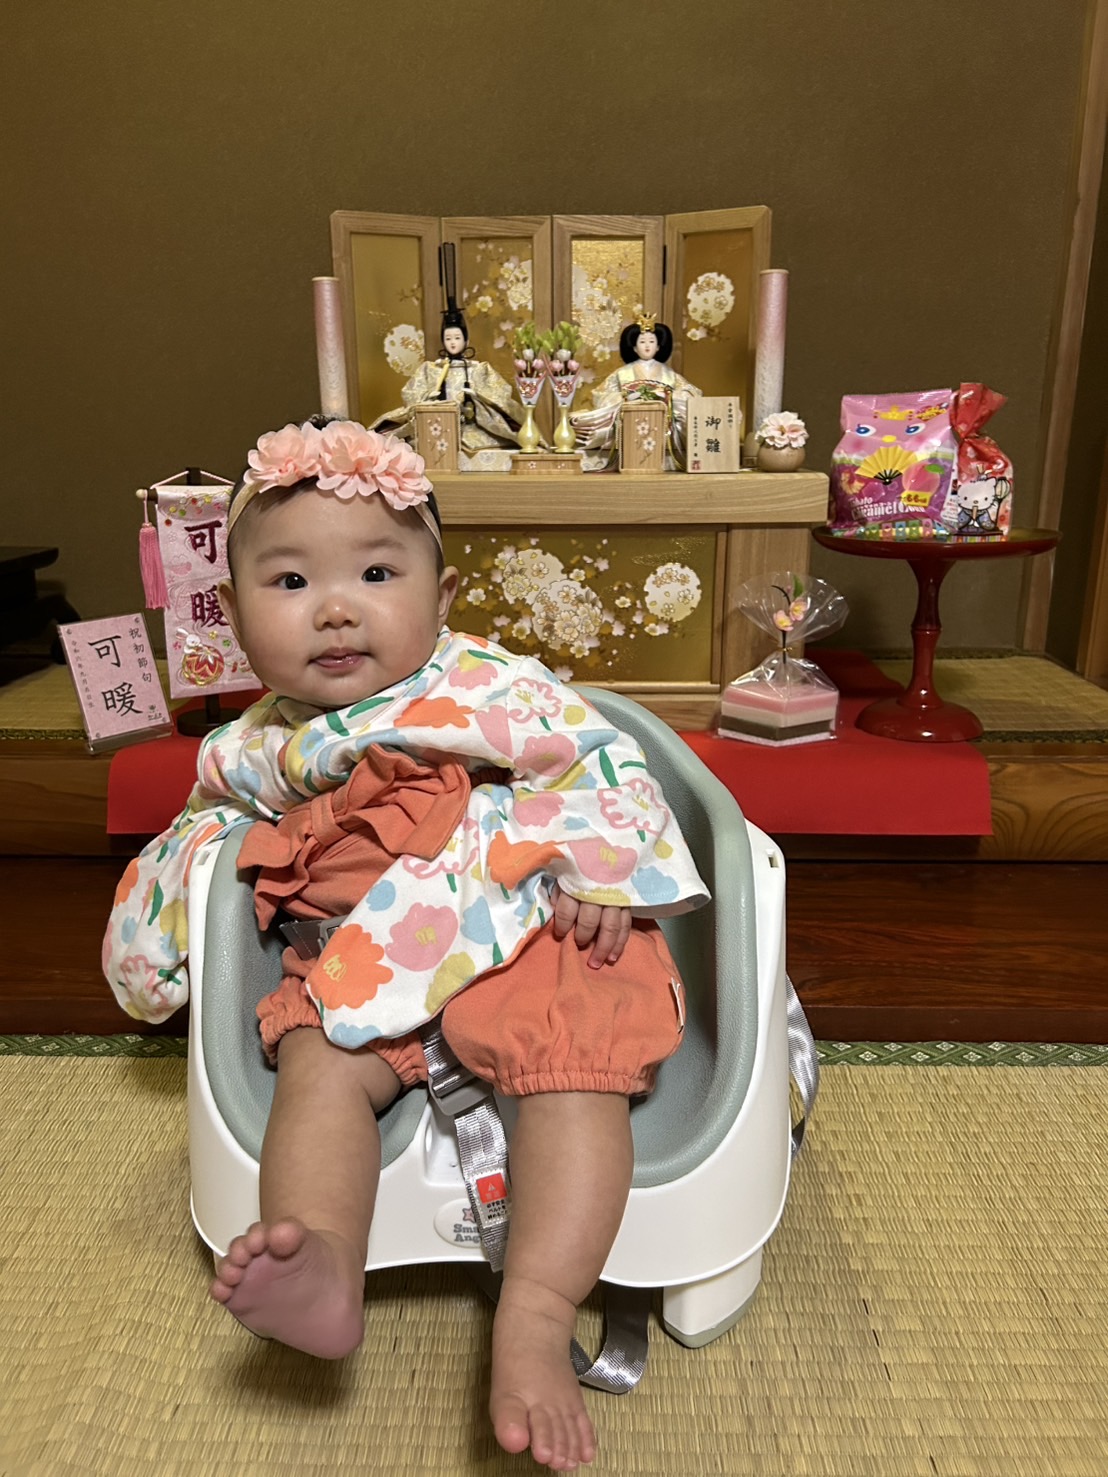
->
left=2, top=1035, right=1107, bottom=1065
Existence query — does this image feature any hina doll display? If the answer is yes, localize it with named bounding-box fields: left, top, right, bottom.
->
left=571, top=315, right=702, bottom=472
left=372, top=244, right=529, bottom=471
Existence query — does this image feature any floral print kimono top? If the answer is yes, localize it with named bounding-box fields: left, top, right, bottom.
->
left=103, top=630, right=709, bottom=1049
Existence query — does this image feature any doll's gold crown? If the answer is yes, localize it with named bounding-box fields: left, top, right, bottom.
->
left=636, top=311, right=657, bottom=332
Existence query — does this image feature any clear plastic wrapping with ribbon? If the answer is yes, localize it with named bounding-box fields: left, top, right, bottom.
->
left=719, top=573, right=850, bottom=746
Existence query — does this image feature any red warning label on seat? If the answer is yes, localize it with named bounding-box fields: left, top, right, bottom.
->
left=477, top=1172, right=507, bottom=1205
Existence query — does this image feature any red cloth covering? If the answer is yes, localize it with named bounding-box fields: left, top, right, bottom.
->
left=107, top=656, right=992, bottom=839
left=106, top=693, right=264, bottom=835
left=680, top=650, right=991, bottom=836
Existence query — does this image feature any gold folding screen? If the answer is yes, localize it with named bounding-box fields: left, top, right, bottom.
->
left=331, top=207, right=770, bottom=426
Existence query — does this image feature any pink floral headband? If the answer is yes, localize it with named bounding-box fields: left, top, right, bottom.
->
left=228, top=420, right=441, bottom=550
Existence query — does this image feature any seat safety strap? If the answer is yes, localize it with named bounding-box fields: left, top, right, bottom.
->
left=786, top=973, right=819, bottom=1157
left=570, top=1282, right=652, bottom=1393
left=421, top=1021, right=512, bottom=1273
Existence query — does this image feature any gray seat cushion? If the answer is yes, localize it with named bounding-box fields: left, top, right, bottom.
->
left=200, top=687, right=759, bottom=1188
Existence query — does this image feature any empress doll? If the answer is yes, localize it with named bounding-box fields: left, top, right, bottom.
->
left=571, top=316, right=701, bottom=472
left=372, top=245, right=529, bottom=471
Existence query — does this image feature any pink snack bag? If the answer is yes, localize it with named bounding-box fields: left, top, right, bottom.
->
left=830, top=389, right=956, bottom=538
left=943, top=382, right=1013, bottom=536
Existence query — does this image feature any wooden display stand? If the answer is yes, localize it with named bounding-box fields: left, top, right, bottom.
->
left=412, top=401, right=459, bottom=473
left=618, top=402, right=667, bottom=473
left=433, top=469, right=827, bottom=731
left=510, top=451, right=584, bottom=475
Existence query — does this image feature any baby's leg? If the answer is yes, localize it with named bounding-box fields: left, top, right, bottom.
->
left=490, top=1091, right=633, bottom=1471
left=210, top=1026, right=400, bottom=1358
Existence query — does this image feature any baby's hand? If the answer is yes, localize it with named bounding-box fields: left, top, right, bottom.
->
left=550, top=884, right=633, bottom=970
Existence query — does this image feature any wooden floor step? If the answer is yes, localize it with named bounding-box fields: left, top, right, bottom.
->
left=8, top=855, right=1108, bottom=1043
left=787, top=859, right=1108, bottom=1043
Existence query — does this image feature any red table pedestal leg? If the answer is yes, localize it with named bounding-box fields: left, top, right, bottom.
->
left=855, top=556, right=984, bottom=743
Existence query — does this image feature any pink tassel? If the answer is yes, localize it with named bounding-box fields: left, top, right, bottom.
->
left=139, top=513, right=168, bottom=609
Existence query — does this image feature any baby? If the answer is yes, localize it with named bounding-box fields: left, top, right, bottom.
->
left=103, top=419, right=707, bottom=1471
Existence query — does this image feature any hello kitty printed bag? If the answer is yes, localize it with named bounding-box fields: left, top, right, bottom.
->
left=829, top=389, right=957, bottom=538
left=943, top=383, right=1013, bottom=537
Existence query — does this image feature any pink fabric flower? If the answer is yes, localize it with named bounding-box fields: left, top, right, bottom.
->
left=448, top=657, right=499, bottom=690
left=506, top=678, right=563, bottom=723
left=118, top=954, right=177, bottom=1013
left=598, top=778, right=670, bottom=835
left=514, top=790, right=565, bottom=828
left=567, top=837, right=638, bottom=885
left=317, top=422, right=431, bottom=507
left=385, top=904, right=458, bottom=971
left=244, top=422, right=322, bottom=492
left=518, top=732, right=576, bottom=777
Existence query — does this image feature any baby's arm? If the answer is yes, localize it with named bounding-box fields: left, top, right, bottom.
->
left=549, top=883, right=632, bottom=970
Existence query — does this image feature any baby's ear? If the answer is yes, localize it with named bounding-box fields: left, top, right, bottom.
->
left=217, top=579, right=242, bottom=644
left=438, top=565, right=459, bottom=624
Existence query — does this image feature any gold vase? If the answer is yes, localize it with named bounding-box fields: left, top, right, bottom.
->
left=515, top=375, right=545, bottom=453
left=518, top=403, right=541, bottom=453
left=551, top=375, right=579, bottom=454
left=554, top=405, right=576, bottom=453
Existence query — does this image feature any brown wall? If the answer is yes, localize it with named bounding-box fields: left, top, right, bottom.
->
left=1, top=0, right=1093, bottom=652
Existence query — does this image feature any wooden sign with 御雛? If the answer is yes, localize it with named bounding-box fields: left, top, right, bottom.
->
left=687, top=397, right=743, bottom=473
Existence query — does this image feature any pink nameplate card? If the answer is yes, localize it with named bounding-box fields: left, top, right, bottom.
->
left=58, top=614, right=173, bottom=753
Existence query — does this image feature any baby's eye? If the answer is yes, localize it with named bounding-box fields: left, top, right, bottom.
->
left=363, top=566, right=392, bottom=583
left=276, top=572, right=306, bottom=590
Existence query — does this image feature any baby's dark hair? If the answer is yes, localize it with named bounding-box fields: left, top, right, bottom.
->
left=225, top=415, right=445, bottom=576
left=619, top=321, right=673, bottom=364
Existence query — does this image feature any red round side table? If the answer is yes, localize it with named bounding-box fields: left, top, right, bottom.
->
left=812, top=527, right=1061, bottom=741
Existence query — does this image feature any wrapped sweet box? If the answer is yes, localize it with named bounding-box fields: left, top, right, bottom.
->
left=720, top=656, right=840, bottom=745
left=830, top=389, right=956, bottom=539
left=719, top=574, right=849, bottom=746
left=829, top=384, right=1014, bottom=540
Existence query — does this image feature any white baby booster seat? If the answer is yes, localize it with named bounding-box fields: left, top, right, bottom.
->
left=187, top=687, right=817, bottom=1387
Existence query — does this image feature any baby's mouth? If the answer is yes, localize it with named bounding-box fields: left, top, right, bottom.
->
left=314, top=650, right=366, bottom=671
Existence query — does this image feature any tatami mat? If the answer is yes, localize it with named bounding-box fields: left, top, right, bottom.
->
left=0, top=660, right=180, bottom=740
left=4, top=653, right=1108, bottom=742
left=3, top=1057, right=1107, bottom=1476
left=877, top=655, right=1108, bottom=739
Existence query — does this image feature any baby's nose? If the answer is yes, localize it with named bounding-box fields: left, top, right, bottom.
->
left=315, top=592, right=359, bottom=627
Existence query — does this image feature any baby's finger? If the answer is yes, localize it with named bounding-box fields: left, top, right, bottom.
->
left=573, top=902, right=603, bottom=950
left=606, top=909, right=634, bottom=965
left=551, top=885, right=580, bottom=939
left=589, top=906, right=627, bottom=968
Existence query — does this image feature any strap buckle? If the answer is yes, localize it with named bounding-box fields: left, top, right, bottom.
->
left=426, top=1063, right=492, bottom=1119
left=278, top=915, right=347, bottom=961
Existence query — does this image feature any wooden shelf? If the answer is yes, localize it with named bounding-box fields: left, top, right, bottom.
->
left=431, top=471, right=828, bottom=526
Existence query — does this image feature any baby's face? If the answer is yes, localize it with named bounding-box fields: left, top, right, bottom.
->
left=220, top=489, right=457, bottom=709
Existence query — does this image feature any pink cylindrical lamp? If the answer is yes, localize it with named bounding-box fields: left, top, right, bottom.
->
left=313, top=276, right=350, bottom=419
left=751, top=268, right=788, bottom=434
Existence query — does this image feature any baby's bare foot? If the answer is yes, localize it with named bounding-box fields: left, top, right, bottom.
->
left=489, top=1275, right=596, bottom=1471
left=209, top=1218, right=364, bottom=1359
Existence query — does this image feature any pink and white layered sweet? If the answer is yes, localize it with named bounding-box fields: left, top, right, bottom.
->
left=719, top=663, right=839, bottom=746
